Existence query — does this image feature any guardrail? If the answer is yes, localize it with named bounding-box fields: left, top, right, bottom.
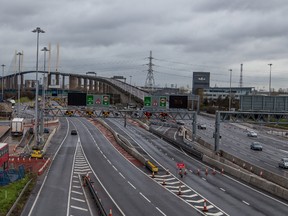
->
left=82, top=174, right=107, bottom=216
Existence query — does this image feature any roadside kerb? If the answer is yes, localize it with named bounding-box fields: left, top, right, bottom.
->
left=37, top=158, right=51, bottom=176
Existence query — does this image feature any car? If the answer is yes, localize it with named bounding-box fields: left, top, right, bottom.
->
left=43, top=128, right=49, bottom=133
left=279, top=158, right=288, bottom=169
left=71, top=130, right=77, bottom=135
left=176, top=120, right=185, bottom=125
left=197, top=124, right=207, bottom=129
left=250, top=142, right=263, bottom=151
left=247, top=131, right=257, bottom=137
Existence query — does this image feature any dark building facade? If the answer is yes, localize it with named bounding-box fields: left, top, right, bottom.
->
left=192, top=72, right=210, bottom=94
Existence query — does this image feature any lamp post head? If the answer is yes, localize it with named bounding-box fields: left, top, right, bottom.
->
left=41, top=47, right=49, bottom=52
left=32, top=27, right=45, bottom=33
left=16, top=52, right=23, bottom=56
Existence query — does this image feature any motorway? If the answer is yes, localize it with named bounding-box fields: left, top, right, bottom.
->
left=22, top=117, right=203, bottom=216
left=193, top=114, right=288, bottom=177
left=105, top=118, right=288, bottom=216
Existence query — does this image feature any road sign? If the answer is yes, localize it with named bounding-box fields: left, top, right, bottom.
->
left=144, top=96, right=152, bottom=107
left=177, top=163, right=185, bottom=169
left=87, top=95, right=93, bottom=106
left=159, top=96, right=167, bottom=107
left=102, top=95, right=110, bottom=106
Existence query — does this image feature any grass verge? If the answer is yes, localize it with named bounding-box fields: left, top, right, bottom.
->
left=0, top=173, right=37, bottom=216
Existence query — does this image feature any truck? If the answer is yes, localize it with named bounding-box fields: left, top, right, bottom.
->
left=11, top=118, right=24, bottom=136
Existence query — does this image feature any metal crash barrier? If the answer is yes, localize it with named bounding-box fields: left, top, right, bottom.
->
left=82, top=174, right=108, bottom=216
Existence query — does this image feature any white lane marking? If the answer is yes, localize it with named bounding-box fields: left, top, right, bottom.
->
left=70, top=205, right=88, bottom=211
left=202, top=177, right=206, bottom=181
left=107, top=159, right=111, bottom=164
left=73, top=180, right=80, bottom=183
left=72, top=186, right=81, bottom=189
left=242, top=200, right=250, bottom=206
left=72, top=191, right=83, bottom=195
left=206, top=212, right=224, bottom=216
left=128, top=181, right=136, bottom=190
left=119, top=172, right=125, bottom=179
left=156, top=207, right=166, bottom=216
left=139, top=192, right=151, bottom=203
left=71, top=197, right=85, bottom=202
left=264, top=162, right=275, bottom=168
left=112, top=165, right=118, bottom=171
left=220, top=188, right=226, bottom=192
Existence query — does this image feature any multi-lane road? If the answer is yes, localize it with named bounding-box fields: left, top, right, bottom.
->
left=19, top=112, right=288, bottom=216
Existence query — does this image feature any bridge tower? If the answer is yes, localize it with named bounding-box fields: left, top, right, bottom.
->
left=145, top=50, right=155, bottom=89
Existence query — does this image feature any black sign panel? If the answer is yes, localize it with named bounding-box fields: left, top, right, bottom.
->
left=51, top=89, right=58, bottom=96
left=68, top=93, right=87, bottom=106
left=169, top=95, right=188, bottom=109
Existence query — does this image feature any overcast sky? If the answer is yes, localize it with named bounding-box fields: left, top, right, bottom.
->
left=1, top=0, right=288, bottom=91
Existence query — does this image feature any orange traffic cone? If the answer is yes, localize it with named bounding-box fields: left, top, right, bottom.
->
left=109, top=209, right=112, bottom=216
left=203, top=199, right=208, bottom=212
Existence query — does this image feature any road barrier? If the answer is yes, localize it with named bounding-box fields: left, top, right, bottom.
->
left=37, top=158, right=51, bottom=176
left=82, top=174, right=108, bottom=216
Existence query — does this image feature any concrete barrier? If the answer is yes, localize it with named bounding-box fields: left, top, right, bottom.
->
left=203, top=155, right=288, bottom=200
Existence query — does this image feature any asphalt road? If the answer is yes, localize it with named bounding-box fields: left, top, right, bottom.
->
left=106, top=118, right=288, bottom=216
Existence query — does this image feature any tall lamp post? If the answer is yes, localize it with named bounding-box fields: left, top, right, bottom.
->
left=32, top=27, right=45, bottom=145
left=1, top=64, right=5, bottom=101
left=41, top=47, right=49, bottom=135
left=129, top=75, right=132, bottom=105
left=16, top=52, right=23, bottom=117
left=229, top=69, right=232, bottom=111
left=268, top=63, right=272, bottom=96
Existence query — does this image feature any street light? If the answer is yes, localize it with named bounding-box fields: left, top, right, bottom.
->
left=129, top=75, right=132, bottom=105
left=32, top=27, right=45, bottom=145
left=16, top=52, right=23, bottom=117
left=1, top=64, right=5, bottom=101
left=268, top=63, right=272, bottom=96
left=229, top=69, right=232, bottom=111
left=41, top=47, right=49, bottom=135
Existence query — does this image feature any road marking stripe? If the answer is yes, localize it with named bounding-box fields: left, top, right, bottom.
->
left=128, top=181, right=136, bottom=189
left=242, top=200, right=250, bottom=205
left=70, top=205, right=88, bottom=211
left=72, top=186, right=81, bottom=189
left=119, top=172, right=125, bottom=179
left=220, top=188, right=226, bottom=192
left=156, top=207, right=166, bottom=216
left=206, top=212, right=224, bottom=216
left=71, top=191, right=83, bottom=195
left=71, top=197, right=85, bottom=202
left=140, top=192, right=151, bottom=203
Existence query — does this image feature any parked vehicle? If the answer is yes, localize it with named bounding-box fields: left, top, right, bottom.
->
left=279, top=158, right=288, bottom=169
left=11, top=118, right=24, bottom=136
left=247, top=131, right=257, bottom=137
left=250, top=142, right=263, bottom=151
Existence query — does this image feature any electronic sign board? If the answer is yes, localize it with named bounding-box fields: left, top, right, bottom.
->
left=169, top=95, right=188, bottom=109
left=68, top=93, right=86, bottom=106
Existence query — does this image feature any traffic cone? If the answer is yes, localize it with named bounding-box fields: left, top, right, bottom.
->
left=152, top=172, right=155, bottom=178
left=108, top=209, right=112, bottom=216
left=166, top=169, right=169, bottom=175
left=178, top=185, right=182, bottom=195
left=205, top=168, right=208, bottom=176
left=162, top=179, right=166, bottom=186
left=184, top=169, right=187, bottom=175
left=260, top=171, right=263, bottom=177
left=197, top=169, right=200, bottom=176
left=221, top=168, right=224, bottom=175
left=212, top=168, right=216, bottom=175
left=202, top=199, right=208, bottom=212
